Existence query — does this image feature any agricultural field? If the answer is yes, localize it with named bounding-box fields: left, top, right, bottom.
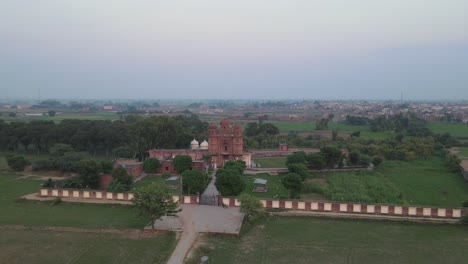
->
left=0, top=229, right=175, bottom=264
left=1, top=111, right=120, bottom=122
left=253, top=158, right=286, bottom=168
left=428, top=123, right=468, bottom=138
left=306, top=158, right=468, bottom=207
left=0, top=173, right=147, bottom=229
left=240, top=173, right=289, bottom=199
left=187, top=217, right=468, bottom=264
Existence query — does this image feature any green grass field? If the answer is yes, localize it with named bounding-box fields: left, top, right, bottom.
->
left=187, top=217, right=468, bottom=264
left=308, top=158, right=468, bottom=207
left=428, top=123, right=468, bottom=138
left=0, top=229, right=175, bottom=264
left=0, top=173, right=148, bottom=229
left=253, top=158, right=286, bottom=168
left=1, top=111, right=119, bottom=122
left=133, top=175, right=180, bottom=195
left=240, top=174, right=289, bottom=199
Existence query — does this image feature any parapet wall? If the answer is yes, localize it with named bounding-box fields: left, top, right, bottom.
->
left=38, top=188, right=464, bottom=220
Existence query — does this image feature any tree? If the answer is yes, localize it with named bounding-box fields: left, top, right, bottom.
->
left=111, top=166, right=133, bottom=190
left=223, top=160, right=246, bottom=174
left=173, top=155, right=192, bottom=174
left=182, top=169, right=208, bottom=194
left=100, top=160, right=113, bottom=174
left=281, top=173, right=302, bottom=198
left=76, top=160, right=102, bottom=189
left=132, top=183, right=181, bottom=231
left=144, top=158, right=161, bottom=173
left=215, top=169, right=246, bottom=196
left=239, top=194, right=265, bottom=220
left=287, top=163, right=309, bottom=181
left=320, top=146, right=343, bottom=168
left=48, top=110, right=56, bottom=117
left=286, top=151, right=307, bottom=166
left=315, top=118, right=329, bottom=130
left=5, top=155, right=30, bottom=171
left=307, top=153, right=325, bottom=169
left=445, top=154, right=461, bottom=173
left=49, top=143, right=74, bottom=157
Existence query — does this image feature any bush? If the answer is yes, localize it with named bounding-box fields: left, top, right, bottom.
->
left=6, top=154, right=30, bottom=171
left=286, top=152, right=307, bottom=166
left=100, top=161, right=114, bottom=174
left=461, top=215, right=468, bottom=225
left=287, top=163, right=309, bottom=181
left=106, top=180, right=129, bottom=192
left=215, top=169, right=246, bottom=196
left=61, top=177, right=84, bottom=189
left=281, top=173, right=302, bottom=199
left=372, top=156, right=384, bottom=167
left=144, top=158, right=161, bottom=173
left=42, top=178, right=54, bottom=188
left=462, top=199, right=468, bottom=208
left=239, top=194, right=265, bottom=220
left=223, top=160, right=246, bottom=174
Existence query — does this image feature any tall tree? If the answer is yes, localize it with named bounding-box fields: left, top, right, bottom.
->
left=173, top=155, right=192, bottom=174
left=132, top=183, right=181, bottom=231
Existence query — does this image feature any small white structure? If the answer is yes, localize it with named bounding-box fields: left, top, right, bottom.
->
left=200, top=140, right=209, bottom=150
left=190, top=139, right=200, bottom=149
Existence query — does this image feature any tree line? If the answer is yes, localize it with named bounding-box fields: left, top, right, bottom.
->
left=0, top=114, right=208, bottom=159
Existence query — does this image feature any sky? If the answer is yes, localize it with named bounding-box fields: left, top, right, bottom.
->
left=1, top=0, right=468, bottom=101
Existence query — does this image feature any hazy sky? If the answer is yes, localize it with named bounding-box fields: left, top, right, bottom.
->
left=1, top=0, right=468, bottom=100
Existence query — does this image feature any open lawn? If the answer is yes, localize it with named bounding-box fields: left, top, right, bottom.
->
left=240, top=174, right=289, bottom=199
left=133, top=175, right=180, bottom=195
left=187, top=217, right=468, bottom=264
left=0, top=173, right=148, bottom=229
left=307, top=157, right=468, bottom=207
left=253, top=158, right=286, bottom=168
left=0, top=229, right=175, bottom=264
left=428, top=123, right=468, bottom=138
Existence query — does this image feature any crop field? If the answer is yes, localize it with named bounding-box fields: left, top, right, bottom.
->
left=240, top=173, right=289, bottom=199
left=0, top=173, right=147, bottom=229
left=1, top=111, right=119, bottom=122
left=0, top=229, right=175, bottom=264
left=187, top=217, right=468, bottom=264
left=253, top=158, right=286, bottom=168
left=308, top=158, right=468, bottom=207
left=428, top=123, right=468, bottom=138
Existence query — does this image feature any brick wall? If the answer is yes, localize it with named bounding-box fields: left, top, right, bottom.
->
left=38, top=188, right=464, bottom=220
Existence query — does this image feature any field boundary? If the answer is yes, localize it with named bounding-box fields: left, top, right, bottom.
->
left=38, top=188, right=465, bottom=221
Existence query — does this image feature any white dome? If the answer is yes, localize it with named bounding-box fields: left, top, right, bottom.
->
left=200, top=140, right=209, bottom=149
left=190, top=139, right=200, bottom=149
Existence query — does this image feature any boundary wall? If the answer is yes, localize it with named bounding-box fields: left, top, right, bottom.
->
left=38, top=188, right=464, bottom=220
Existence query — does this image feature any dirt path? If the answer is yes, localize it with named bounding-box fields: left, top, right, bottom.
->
left=166, top=206, right=197, bottom=264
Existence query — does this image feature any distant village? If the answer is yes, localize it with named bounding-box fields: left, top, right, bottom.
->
left=2, top=99, right=468, bottom=123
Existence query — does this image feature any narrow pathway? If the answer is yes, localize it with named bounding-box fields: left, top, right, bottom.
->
left=166, top=207, right=197, bottom=264
left=202, top=170, right=218, bottom=196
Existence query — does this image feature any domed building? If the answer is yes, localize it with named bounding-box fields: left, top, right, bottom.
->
left=147, top=119, right=251, bottom=174
left=200, top=140, right=209, bottom=150
left=190, top=139, right=200, bottom=149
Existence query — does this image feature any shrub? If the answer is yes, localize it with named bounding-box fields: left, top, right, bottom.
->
left=144, top=158, right=161, bottom=173
left=287, top=163, right=309, bottom=181
left=32, top=159, right=53, bottom=171
left=215, top=169, right=246, bottom=196
left=6, top=154, right=30, bottom=171
left=462, top=199, right=468, bottom=208
left=42, top=178, right=54, bottom=188
left=281, top=173, right=302, bottom=199
left=372, top=156, right=384, bottom=167
left=239, top=194, right=265, bottom=220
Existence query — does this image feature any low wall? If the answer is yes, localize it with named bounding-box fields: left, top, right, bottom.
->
left=38, top=188, right=464, bottom=220
left=39, top=188, right=134, bottom=201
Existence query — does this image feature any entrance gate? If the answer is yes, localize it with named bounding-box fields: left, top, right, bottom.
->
left=199, top=194, right=219, bottom=206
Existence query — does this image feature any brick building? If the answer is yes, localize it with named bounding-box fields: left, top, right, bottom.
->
left=148, top=119, right=251, bottom=174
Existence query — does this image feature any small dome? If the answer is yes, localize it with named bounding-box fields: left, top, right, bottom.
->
left=200, top=140, right=209, bottom=149
left=190, top=139, right=200, bottom=149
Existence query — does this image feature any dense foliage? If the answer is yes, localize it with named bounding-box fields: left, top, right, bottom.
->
left=0, top=115, right=208, bottom=159
left=182, top=169, right=208, bottom=194
left=215, top=168, right=246, bottom=196
left=173, top=155, right=192, bottom=174
left=5, top=154, right=30, bottom=171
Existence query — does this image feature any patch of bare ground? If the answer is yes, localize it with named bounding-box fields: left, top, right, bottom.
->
left=0, top=225, right=159, bottom=239
left=18, top=170, right=77, bottom=180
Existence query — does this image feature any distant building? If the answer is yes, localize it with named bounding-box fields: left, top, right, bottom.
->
left=114, top=159, right=143, bottom=177
left=148, top=119, right=251, bottom=174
